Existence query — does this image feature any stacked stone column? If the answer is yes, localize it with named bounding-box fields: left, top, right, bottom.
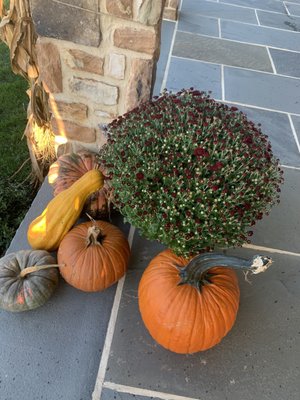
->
left=30, top=0, right=172, bottom=153
left=163, top=0, right=179, bottom=20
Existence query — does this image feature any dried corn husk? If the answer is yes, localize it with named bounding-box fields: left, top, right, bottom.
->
left=0, top=0, right=55, bottom=183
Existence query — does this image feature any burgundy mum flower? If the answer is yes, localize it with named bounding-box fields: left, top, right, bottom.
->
left=243, top=136, right=253, bottom=145
left=265, top=151, right=271, bottom=161
left=194, top=147, right=209, bottom=157
left=136, top=172, right=144, bottom=180
left=209, top=161, right=223, bottom=171
left=100, top=88, right=283, bottom=258
left=244, top=203, right=251, bottom=210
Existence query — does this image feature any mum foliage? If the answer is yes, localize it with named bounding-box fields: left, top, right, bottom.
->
left=99, top=89, right=283, bottom=257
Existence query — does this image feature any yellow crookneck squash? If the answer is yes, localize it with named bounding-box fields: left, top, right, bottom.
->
left=27, top=169, right=104, bottom=251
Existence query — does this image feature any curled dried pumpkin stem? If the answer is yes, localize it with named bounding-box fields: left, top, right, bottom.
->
left=85, top=214, right=106, bottom=246
left=178, top=253, right=272, bottom=290
left=86, top=225, right=105, bottom=247
left=19, top=264, right=64, bottom=279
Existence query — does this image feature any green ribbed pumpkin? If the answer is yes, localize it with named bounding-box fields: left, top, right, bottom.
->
left=0, top=250, right=59, bottom=312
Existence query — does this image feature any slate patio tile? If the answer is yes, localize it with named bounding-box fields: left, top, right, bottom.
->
left=104, top=238, right=300, bottom=400
left=249, top=168, right=300, bottom=253
left=101, top=388, right=160, bottom=400
left=126, top=230, right=165, bottom=272
left=181, top=0, right=258, bottom=24
left=291, top=114, right=300, bottom=146
left=257, top=9, right=300, bottom=32
left=166, top=57, right=222, bottom=99
left=224, top=103, right=300, bottom=166
left=219, top=0, right=286, bottom=13
left=0, top=272, right=116, bottom=400
left=224, top=67, right=300, bottom=114
left=269, top=48, right=300, bottom=78
left=178, top=12, right=219, bottom=37
left=221, top=20, right=300, bottom=51
left=153, top=20, right=176, bottom=96
left=285, top=2, right=300, bottom=16
left=173, top=31, right=273, bottom=72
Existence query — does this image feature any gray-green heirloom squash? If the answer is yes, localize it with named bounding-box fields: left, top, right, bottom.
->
left=0, top=250, right=59, bottom=312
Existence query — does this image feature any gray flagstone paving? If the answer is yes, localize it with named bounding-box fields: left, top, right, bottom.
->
left=257, top=9, right=300, bottom=32
left=166, top=56, right=222, bottom=98
left=177, top=12, right=219, bottom=37
left=173, top=31, right=273, bottom=72
left=224, top=67, right=300, bottom=114
left=224, top=103, right=300, bottom=166
left=286, top=2, right=300, bottom=16
left=219, top=0, right=286, bottom=13
left=102, top=389, right=157, bottom=400
left=181, top=0, right=258, bottom=24
left=269, top=48, right=300, bottom=78
left=2, top=1, right=300, bottom=399
left=153, top=20, right=176, bottom=96
left=221, top=19, right=300, bottom=51
left=291, top=114, right=300, bottom=140
left=250, top=167, right=300, bottom=252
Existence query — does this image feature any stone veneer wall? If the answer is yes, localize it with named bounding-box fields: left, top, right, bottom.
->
left=163, top=0, right=179, bottom=21
left=29, top=0, right=179, bottom=155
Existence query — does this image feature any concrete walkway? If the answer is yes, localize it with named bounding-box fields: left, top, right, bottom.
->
left=1, top=1, right=300, bottom=399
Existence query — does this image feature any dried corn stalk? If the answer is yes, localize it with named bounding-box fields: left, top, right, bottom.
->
left=0, top=0, right=55, bottom=184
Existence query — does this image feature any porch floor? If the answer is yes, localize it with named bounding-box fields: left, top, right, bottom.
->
left=1, top=1, right=300, bottom=399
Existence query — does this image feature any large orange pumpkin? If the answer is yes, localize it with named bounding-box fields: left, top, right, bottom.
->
left=57, top=220, right=130, bottom=292
left=138, top=249, right=272, bottom=354
left=48, top=151, right=110, bottom=219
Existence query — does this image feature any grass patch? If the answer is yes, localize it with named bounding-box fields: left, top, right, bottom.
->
left=0, top=41, right=36, bottom=256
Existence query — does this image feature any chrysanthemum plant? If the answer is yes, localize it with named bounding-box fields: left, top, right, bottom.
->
left=98, top=89, right=283, bottom=257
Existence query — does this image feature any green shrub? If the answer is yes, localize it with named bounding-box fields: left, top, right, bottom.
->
left=0, top=42, right=35, bottom=256
left=0, top=178, right=34, bottom=255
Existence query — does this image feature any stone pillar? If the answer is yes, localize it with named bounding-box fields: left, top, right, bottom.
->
left=163, top=0, right=179, bottom=21
left=30, top=0, right=166, bottom=154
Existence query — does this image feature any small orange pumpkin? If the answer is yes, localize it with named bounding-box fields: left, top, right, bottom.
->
left=48, top=151, right=110, bottom=219
left=57, top=220, right=130, bottom=292
left=138, top=249, right=272, bottom=354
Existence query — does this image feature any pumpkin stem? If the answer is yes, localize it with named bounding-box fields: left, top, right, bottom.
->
left=85, top=214, right=106, bottom=246
left=86, top=225, right=105, bottom=246
left=19, top=264, right=63, bottom=279
left=86, top=213, right=96, bottom=223
left=178, top=253, right=272, bottom=290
